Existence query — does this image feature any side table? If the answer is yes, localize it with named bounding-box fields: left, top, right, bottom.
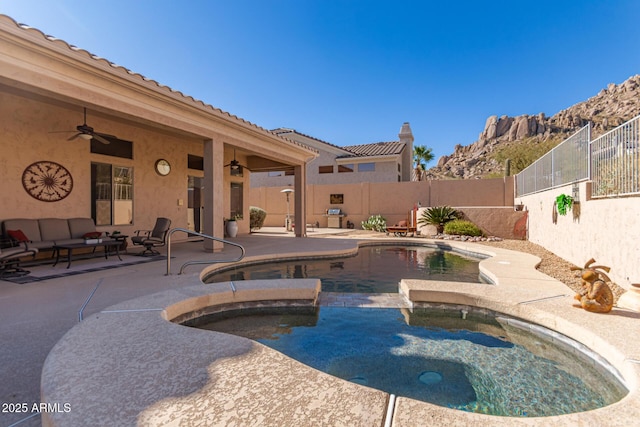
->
left=108, top=234, right=129, bottom=253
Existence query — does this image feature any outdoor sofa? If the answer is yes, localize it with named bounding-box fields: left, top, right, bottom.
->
left=1, top=218, right=109, bottom=251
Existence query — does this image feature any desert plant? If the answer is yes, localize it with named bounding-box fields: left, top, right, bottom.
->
left=361, top=214, right=387, bottom=232
left=418, top=206, right=459, bottom=234
left=444, top=219, right=484, bottom=237
left=249, top=206, right=267, bottom=232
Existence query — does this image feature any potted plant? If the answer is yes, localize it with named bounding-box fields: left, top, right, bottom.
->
left=225, top=215, right=239, bottom=238
left=555, top=194, right=573, bottom=216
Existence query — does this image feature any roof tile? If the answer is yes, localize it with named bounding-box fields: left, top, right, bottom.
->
left=342, top=141, right=405, bottom=157
left=0, top=14, right=317, bottom=155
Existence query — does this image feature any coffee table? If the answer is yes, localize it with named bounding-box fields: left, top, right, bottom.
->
left=53, top=241, right=122, bottom=269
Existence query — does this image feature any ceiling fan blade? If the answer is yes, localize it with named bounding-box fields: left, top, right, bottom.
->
left=67, top=133, right=81, bottom=141
left=92, top=133, right=111, bottom=145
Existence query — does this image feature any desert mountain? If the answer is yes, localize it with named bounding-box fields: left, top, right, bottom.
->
left=425, top=74, right=640, bottom=179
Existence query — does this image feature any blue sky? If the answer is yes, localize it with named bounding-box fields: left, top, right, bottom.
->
left=2, top=0, right=639, bottom=164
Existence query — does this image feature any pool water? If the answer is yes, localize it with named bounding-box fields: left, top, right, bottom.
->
left=205, top=245, right=486, bottom=292
left=194, top=306, right=627, bottom=417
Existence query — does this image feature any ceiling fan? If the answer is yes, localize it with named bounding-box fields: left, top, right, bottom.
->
left=224, top=150, right=251, bottom=176
left=51, top=107, right=113, bottom=145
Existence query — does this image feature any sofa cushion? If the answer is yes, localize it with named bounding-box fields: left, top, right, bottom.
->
left=38, top=219, right=72, bottom=242
left=3, top=219, right=42, bottom=242
left=68, top=218, right=98, bottom=239
left=28, top=241, right=58, bottom=250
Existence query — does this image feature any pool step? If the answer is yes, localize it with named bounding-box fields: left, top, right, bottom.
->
left=318, top=292, right=410, bottom=308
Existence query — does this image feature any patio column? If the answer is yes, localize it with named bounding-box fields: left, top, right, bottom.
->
left=203, top=138, right=224, bottom=251
left=294, top=163, right=306, bottom=237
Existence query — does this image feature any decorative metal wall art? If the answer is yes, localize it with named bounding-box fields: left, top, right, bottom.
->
left=22, top=161, right=73, bottom=202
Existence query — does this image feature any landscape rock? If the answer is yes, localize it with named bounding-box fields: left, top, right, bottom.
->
left=426, top=75, right=640, bottom=179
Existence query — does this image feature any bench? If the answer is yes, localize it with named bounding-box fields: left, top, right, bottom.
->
left=385, top=208, right=418, bottom=237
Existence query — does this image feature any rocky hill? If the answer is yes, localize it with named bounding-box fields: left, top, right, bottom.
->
left=425, top=74, right=640, bottom=179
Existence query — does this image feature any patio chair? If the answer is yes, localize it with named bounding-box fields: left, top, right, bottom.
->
left=131, top=217, right=171, bottom=256
left=0, top=242, right=38, bottom=278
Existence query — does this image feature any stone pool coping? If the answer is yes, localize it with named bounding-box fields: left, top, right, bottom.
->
left=41, top=239, right=640, bottom=426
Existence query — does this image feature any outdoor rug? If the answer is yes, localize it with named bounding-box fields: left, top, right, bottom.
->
left=0, top=254, right=166, bottom=284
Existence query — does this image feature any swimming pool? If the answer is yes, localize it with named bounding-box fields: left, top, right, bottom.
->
left=205, top=245, right=487, bottom=292
left=190, top=305, right=627, bottom=417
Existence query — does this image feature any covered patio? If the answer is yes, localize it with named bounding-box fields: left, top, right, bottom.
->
left=0, top=14, right=317, bottom=251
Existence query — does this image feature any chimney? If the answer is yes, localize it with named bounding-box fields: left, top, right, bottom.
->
left=398, top=122, right=414, bottom=182
left=399, top=122, right=414, bottom=144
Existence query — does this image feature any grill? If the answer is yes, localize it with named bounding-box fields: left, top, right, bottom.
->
left=325, top=208, right=345, bottom=228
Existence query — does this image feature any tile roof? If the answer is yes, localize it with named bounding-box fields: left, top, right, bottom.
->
left=341, top=141, right=406, bottom=157
left=271, top=128, right=350, bottom=153
left=0, top=14, right=317, bottom=155
left=272, top=127, right=407, bottom=159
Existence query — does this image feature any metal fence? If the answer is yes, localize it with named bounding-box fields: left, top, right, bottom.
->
left=516, top=115, right=640, bottom=198
left=590, top=115, right=640, bottom=198
left=516, top=124, right=591, bottom=196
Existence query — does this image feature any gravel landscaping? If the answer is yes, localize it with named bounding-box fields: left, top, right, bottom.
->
left=480, top=239, right=626, bottom=304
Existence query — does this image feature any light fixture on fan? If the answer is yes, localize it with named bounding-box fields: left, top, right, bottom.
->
left=224, top=150, right=251, bottom=177
left=230, top=162, right=243, bottom=176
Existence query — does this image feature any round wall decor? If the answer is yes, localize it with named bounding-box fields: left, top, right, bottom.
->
left=22, top=161, right=73, bottom=202
left=155, top=159, right=171, bottom=176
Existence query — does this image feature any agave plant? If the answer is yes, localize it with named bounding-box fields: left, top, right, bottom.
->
left=361, top=214, right=387, bottom=232
left=417, top=206, right=459, bottom=234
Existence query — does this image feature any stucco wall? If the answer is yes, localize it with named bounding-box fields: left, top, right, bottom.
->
left=249, top=177, right=522, bottom=238
left=0, top=92, right=253, bottom=240
left=519, top=181, right=640, bottom=289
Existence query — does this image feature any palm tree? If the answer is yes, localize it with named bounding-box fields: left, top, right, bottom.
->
left=413, top=145, right=434, bottom=181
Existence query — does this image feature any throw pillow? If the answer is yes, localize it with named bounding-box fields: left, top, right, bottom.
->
left=7, top=229, right=29, bottom=242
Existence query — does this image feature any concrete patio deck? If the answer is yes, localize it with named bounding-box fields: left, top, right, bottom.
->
left=2, top=228, right=640, bottom=426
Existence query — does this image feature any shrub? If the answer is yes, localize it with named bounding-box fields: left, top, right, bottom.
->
left=417, top=206, right=459, bottom=234
left=492, top=136, right=563, bottom=175
left=361, top=214, right=387, bottom=232
left=249, top=206, right=267, bottom=232
left=444, top=219, right=484, bottom=237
